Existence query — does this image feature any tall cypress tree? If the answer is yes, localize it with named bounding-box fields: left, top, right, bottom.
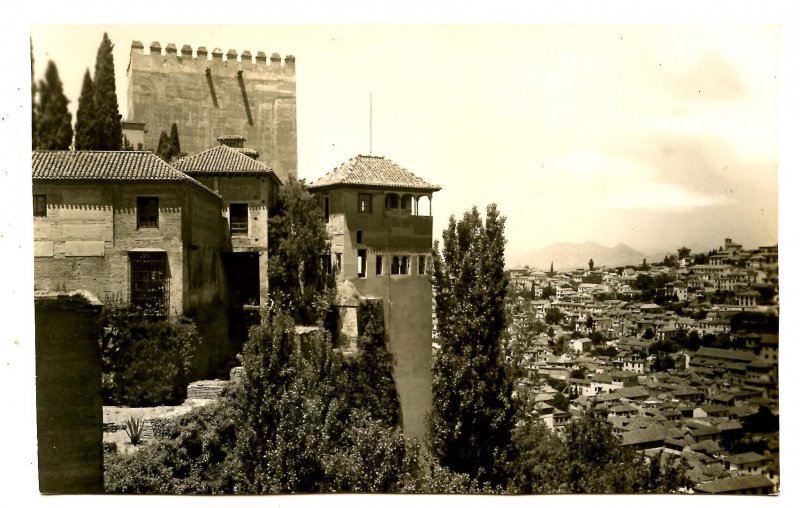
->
left=155, top=131, right=171, bottom=161
left=34, top=61, right=73, bottom=150
left=92, top=32, right=122, bottom=150
left=429, top=204, right=515, bottom=487
left=31, top=38, right=36, bottom=149
left=168, top=123, right=182, bottom=160
left=74, top=69, right=96, bottom=150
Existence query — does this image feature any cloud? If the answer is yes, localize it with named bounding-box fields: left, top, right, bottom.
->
left=675, top=52, right=747, bottom=103
left=599, top=182, right=731, bottom=212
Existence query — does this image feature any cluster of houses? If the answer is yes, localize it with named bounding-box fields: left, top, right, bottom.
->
left=507, top=239, right=779, bottom=494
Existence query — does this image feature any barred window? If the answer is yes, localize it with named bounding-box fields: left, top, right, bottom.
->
left=136, top=197, right=159, bottom=229
left=230, top=203, right=249, bottom=235
left=33, top=194, right=47, bottom=217
left=129, top=251, right=169, bottom=312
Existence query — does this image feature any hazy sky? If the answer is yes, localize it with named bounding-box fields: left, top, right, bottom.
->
left=29, top=23, right=779, bottom=263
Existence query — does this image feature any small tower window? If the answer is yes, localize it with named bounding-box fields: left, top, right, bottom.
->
left=357, top=249, right=367, bottom=278
left=323, top=196, right=330, bottom=222
left=136, top=197, right=159, bottom=229
left=401, top=194, right=413, bottom=211
left=419, top=255, right=426, bottom=275
left=230, top=203, right=249, bottom=235
left=391, top=256, right=400, bottom=275
left=376, top=255, right=383, bottom=275
left=356, top=230, right=363, bottom=244
left=401, top=256, right=409, bottom=275
left=385, top=193, right=399, bottom=209
left=358, top=193, right=372, bottom=213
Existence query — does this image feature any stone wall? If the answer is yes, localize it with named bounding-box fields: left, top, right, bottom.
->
left=127, top=42, right=297, bottom=183
left=35, top=291, right=104, bottom=494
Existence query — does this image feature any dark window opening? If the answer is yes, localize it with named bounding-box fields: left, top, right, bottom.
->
left=335, top=253, right=342, bottom=273
left=230, top=203, right=248, bottom=235
left=357, top=249, right=367, bottom=278
left=376, top=255, right=383, bottom=276
left=385, top=193, right=399, bottom=209
left=401, top=194, right=413, bottom=210
left=129, top=251, right=169, bottom=312
left=419, top=255, right=426, bottom=275
left=33, top=194, right=47, bottom=217
left=136, top=197, right=159, bottom=229
left=358, top=193, right=372, bottom=213
left=324, top=196, right=330, bottom=222
left=356, top=230, right=363, bottom=244
left=401, top=256, right=409, bottom=275
left=391, top=256, right=400, bottom=275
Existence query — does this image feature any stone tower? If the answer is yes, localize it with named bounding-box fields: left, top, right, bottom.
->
left=308, top=154, right=441, bottom=439
left=126, top=41, right=297, bottom=183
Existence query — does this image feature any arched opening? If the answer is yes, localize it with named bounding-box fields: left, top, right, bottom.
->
left=417, top=195, right=431, bottom=216
left=401, top=194, right=413, bottom=212
left=391, top=256, right=400, bottom=275
left=400, top=256, right=410, bottom=275
left=385, top=193, right=399, bottom=210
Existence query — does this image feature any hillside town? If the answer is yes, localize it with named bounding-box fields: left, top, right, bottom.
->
left=501, top=238, right=779, bottom=494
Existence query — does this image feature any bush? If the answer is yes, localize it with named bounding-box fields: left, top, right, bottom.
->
left=99, top=304, right=203, bottom=406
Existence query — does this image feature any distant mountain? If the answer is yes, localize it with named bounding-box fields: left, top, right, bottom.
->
left=512, top=241, right=649, bottom=272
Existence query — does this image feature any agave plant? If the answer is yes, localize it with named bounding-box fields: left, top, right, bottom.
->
left=123, top=415, right=146, bottom=446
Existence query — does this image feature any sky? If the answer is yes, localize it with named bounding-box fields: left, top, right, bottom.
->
left=28, top=22, right=779, bottom=264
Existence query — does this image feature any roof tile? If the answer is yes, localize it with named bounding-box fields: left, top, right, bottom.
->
left=172, top=145, right=278, bottom=180
left=32, top=151, right=219, bottom=196
left=309, top=154, right=441, bottom=191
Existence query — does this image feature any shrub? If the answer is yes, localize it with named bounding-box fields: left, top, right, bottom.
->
left=99, top=303, right=203, bottom=406
left=124, top=415, right=146, bottom=446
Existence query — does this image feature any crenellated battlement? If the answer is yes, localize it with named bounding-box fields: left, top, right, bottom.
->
left=129, top=40, right=296, bottom=75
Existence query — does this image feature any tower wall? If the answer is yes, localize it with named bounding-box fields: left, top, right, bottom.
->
left=127, top=42, right=297, bottom=182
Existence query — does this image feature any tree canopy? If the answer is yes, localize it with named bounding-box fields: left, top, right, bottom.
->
left=74, top=69, right=95, bottom=150
left=429, top=204, right=515, bottom=487
left=34, top=60, right=73, bottom=149
left=91, top=33, right=122, bottom=150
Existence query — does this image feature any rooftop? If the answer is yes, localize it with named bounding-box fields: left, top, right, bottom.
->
left=172, top=144, right=279, bottom=181
left=32, top=150, right=218, bottom=197
left=308, top=154, right=441, bottom=192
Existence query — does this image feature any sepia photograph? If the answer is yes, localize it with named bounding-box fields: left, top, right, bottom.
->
left=2, top=1, right=796, bottom=504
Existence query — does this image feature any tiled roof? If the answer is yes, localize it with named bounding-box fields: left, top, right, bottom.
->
left=694, top=474, right=774, bottom=493
left=32, top=150, right=219, bottom=197
left=308, top=154, right=441, bottom=191
left=172, top=145, right=278, bottom=180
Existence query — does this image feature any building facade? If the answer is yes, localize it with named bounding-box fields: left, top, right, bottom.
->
left=126, top=41, right=297, bottom=183
left=308, top=154, right=440, bottom=438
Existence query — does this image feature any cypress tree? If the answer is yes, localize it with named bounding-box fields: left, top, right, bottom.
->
left=74, top=69, right=96, bottom=150
left=31, top=38, right=36, bottom=149
left=34, top=61, right=73, bottom=150
left=168, top=123, right=182, bottom=160
left=92, top=32, right=122, bottom=150
left=429, top=204, right=515, bottom=487
left=155, top=131, right=171, bottom=161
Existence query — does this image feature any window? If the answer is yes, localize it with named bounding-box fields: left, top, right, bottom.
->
left=129, top=251, right=169, bottom=312
left=33, top=194, right=47, bottom=217
left=323, top=196, right=330, bottom=222
left=418, top=255, right=426, bottom=275
left=356, top=230, right=363, bottom=244
left=335, top=253, right=342, bottom=272
left=376, top=255, right=383, bottom=275
left=357, top=249, right=367, bottom=278
left=230, top=203, right=249, bottom=235
left=401, top=194, right=413, bottom=210
left=401, top=256, right=409, bottom=275
left=136, top=197, right=159, bottom=228
left=391, top=256, right=400, bottom=275
left=385, top=193, right=399, bottom=209
left=358, top=193, right=372, bottom=213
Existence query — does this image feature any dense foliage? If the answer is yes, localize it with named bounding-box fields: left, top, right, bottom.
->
left=99, top=305, right=203, bottom=406
left=267, top=178, right=331, bottom=324
left=33, top=60, right=73, bottom=149
left=430, top=204, right=515, bottom=487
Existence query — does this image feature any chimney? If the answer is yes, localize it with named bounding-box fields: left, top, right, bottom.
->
left=217, top=135, right=259, bottom=159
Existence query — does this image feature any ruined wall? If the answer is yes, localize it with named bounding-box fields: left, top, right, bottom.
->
left=35, top=291, right=104, bottom=494
left=127, top=42, right=297, bottom=183
left=351, top=276, right=434, bottom=439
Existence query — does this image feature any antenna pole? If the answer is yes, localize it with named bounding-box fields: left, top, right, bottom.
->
left=369, top=92, right=373, bottom=155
